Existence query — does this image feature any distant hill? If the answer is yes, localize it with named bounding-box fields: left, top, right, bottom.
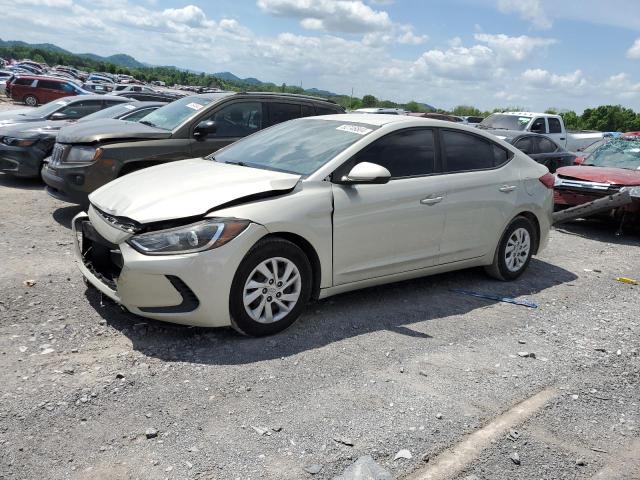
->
left=1, top=39, right=436, bottom=109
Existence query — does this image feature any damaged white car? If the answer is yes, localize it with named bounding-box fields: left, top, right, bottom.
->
left=72, top=114, right=553, bottom=336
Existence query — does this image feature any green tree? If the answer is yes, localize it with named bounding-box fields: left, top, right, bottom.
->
left=581, top=105, right=640, bottom=132
left=559, top=111, right=581, bottom=130
left=452, top=105, right=482, bottom=116
left=361, top=94, right=378, bottom=108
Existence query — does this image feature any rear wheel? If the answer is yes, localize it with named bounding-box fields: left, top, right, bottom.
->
left=24, top=95, right=38, bottom=107
left=485, top=216, right=536, bottom=281
left=229, top=238, right=311, bottom=336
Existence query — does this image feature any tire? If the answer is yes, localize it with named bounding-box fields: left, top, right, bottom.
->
left=229, top=237, right=312, bottom=336
left=485, top=216, right=537, bottom=281
left=24, top=95, right=38, bottom=107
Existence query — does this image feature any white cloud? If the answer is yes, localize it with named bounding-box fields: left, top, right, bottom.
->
left=521, top=68, right=588, bottom=91
left=20, top=0, right=72, bottom=6
left=627, top=38, right=640, bottom=59
left=257, top=0, right=392, bottom=33
left=473, top=33, right=556, bottom=61
left=497, top=0, right=552, bottom=29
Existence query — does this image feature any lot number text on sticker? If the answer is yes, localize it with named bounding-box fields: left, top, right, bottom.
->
left=336, top=125, right=373, bottom=135
left=186, top=102, right=204, bottom=111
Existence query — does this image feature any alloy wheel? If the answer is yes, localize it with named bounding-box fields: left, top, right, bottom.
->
left=242, top=257, right=302, bottom=324
left=504, top=227, right=531, bottom=272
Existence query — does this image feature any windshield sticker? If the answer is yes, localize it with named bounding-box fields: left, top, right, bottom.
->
left=336, top=124, right=372, bottom=135
left=186, top=102, right=204, bottom=111
left=55, top=101, right=67, bottom=106
left=123, top=104, right=136, bottom=110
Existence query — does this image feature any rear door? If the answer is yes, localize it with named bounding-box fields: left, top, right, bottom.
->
left=331, top=128, right=446, bottom=285
left=436, top=129, right=518, bottom=264
left=530, top=136, right=573, bottom=172
left=189, top=100, right=263, bottom=158
left=546, top=117, right=566, bottom=147
left=265, top=102, right=302, bottom=127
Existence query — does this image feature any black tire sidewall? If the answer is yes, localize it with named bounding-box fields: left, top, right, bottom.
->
left=229, top=238, right=312, bottom=336
left=495, top=217, right=536, bottom=280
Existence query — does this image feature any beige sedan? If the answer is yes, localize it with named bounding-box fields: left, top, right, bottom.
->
left=72, top=114, right=554, bottom=336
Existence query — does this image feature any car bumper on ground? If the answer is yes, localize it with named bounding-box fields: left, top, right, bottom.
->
left=0, top=144, right=46, bottom=178
left=71, top=210, right=268, bottom=327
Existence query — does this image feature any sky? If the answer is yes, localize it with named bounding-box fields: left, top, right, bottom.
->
left=3, top=0, right=640, bottom=112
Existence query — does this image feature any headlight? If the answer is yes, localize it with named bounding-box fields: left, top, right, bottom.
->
left=127, top=218, right=250, bottom=255
left=65, top=146, right=101, bottom=163
left=2, top=137, right=37, bottom=147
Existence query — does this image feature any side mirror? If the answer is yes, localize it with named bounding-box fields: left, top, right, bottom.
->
left=50, top=112, right=69, bottom=120
left=193, top=120, right=217, bottom=139
left=341, top=162, right=391, bottom=185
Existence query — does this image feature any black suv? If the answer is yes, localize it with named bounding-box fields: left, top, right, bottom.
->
left=43, top=92, right=344, bottom=204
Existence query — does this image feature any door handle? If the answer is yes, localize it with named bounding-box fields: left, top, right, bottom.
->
left=559, top=137, right=566, bottom=140
left=499, top=185, right=517, bottom=193
left=420, top=196, right=443, bottom=205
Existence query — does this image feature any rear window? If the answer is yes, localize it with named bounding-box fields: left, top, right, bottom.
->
left=38, top=80, right=64, bottom=90
left=14, top=78, right=35, bottom=86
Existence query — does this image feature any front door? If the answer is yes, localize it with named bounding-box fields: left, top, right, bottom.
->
left=331, top=128, right=446, bottom=285
left=190, top=101, right=263, bottom=158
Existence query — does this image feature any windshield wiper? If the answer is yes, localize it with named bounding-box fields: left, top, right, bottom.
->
left=225, top=160, right=247, bottom=166
left=139, top=120, right=157, bottom=128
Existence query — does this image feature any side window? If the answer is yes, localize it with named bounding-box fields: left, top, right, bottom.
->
left=61, top=83, right=76, bottom=93
left=514, top=136, right=534, bottom=154
left=210, top=102, right=262, bottom=137
left=59, top=100, right=103, bottom=119
left=441, top=130, right=503, bottom=172
left=538, top=137, right=559, bottom=153
left=268, top=102, right=301, bottom=126
left=530, top=117, right=547, bottom=134
left=301, top=104, right=315, bottom=117
left=316, top=106, right=339, bottom=115
left=38, top=80, right=63, bottom=90
left=548, top=118, right=562, bottom=134
left=347, top=129, right=435, bottom=179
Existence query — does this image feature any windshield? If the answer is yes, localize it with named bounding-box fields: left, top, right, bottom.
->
left=79, top=103, right=136, bottom=122
left=26, top=99, right=72, bottom=118
left=585, top=139, right=640, bottom=170
left=139, top=94, right=228, bottom=130
left=479, top=114, right=531, bottom=131
left=212, top=118, right=378, bottom=175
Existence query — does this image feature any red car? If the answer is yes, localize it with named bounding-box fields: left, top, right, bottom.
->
left=555, top=137, right=640, bottom=216
left=9, top=75, right=85, bottom=106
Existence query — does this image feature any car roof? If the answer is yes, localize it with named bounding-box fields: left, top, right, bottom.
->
left=501, top=111, right=559, bottom=117
left=228, top=91, right=340, bottom=104
left=310, top=113, right=455, bottom=127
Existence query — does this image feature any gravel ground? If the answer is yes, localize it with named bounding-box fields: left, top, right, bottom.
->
left=0, top=100, right=638, bottom=480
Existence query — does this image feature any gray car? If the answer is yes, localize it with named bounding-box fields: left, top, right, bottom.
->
left=42, top=92, right=345, bottom=204
left=0, top=100, right=160, bottom=178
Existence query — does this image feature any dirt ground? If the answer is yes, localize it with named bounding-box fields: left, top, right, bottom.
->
left=0, top=99, right=638, bottom=480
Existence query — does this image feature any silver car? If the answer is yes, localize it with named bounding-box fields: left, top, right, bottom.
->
left=72, top=114, right=554, bottom=336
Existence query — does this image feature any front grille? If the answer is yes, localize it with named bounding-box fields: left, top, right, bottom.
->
left=80, top=220, right=123, bottom=289
left=50, top=143, right=69, bottom=166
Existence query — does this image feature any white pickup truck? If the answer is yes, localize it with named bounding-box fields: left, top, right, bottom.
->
left=478, top=111, right=603, bottom=152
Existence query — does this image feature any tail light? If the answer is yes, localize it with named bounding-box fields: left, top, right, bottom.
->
left=539, top=173, right=555, bottom=189
left=574, top=156, right=585, bottom=165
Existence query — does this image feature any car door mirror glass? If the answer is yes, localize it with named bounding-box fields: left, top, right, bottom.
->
left=193, top=120, right=217, bottom=139
left=342, top=162, right=391, bottom=184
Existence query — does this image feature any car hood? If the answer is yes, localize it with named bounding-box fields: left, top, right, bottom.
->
left=89, top=159, right=302, bottom=224
left=0, top=119, right=72, bottom=138
left=556, top=166, right=640, bottom=186
left=0, top=111, right=43, bottom=126
left=57, top=118, right=172, bottom=144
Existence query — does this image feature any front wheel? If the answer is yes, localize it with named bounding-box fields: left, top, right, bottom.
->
left=485, top=216, right=537, bottom=281
left=24, top=94, right=38, bottom=106
left=229, top=238, right=312, bottom=336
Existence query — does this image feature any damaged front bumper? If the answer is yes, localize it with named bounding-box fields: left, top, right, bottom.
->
left=71, top=210, right=268, bottom=327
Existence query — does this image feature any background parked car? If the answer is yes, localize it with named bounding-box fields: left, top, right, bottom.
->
left=409, top=112, right=463, bottom=122
left=112, top=84, right=157, bottom=93
left=71, top=114, right=553, bottom=335
left=43, top=92, right=345, bottom=204
left=0, top=96, right=136, bottom=178
left=479, top=112, right=603, bottom=151
left=555, top=137, right=640, bottom=217
left=113, top=90, right=186, bottom=102
left=504, top=133, right=576, bottom=172
left=82, top=82, right=114, bottom=94
left=9, top=75, right=90, bottom=106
